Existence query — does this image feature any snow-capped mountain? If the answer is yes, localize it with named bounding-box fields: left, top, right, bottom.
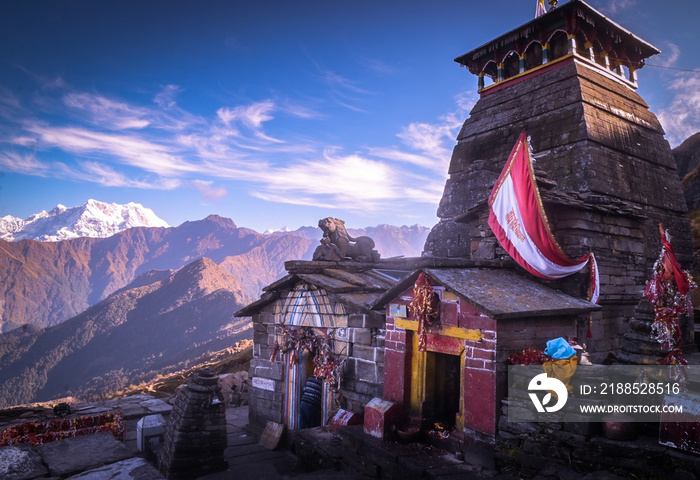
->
left=0, top=199, right=169, bottom=242
left=263, top=226, right=292, bottom=235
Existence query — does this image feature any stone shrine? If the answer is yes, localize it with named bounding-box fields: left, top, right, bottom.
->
left=158, top=368, right=227, bottom=480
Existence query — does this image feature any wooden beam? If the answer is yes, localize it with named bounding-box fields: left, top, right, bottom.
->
left=395, top=318, right=483, bottom=342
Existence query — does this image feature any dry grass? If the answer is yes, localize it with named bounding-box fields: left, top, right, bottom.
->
left=103, top=340, right=253, bottom=399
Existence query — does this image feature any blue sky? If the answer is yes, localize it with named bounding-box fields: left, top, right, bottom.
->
left=1, top=0, right=699, bottom=233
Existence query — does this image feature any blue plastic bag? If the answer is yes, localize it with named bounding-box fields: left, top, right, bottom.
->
left=545, top=337, right=576, bottom=360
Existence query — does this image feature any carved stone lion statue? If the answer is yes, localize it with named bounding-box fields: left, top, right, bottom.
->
left=312, top=217, right=381, bottom=263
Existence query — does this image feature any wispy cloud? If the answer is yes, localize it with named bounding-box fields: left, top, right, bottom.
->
left=252, top=148, right=442, bottom=212
left=0, top=152, right=49, bottom=176
left=63, top=92, right=151, bottom=130
left=154, top=85, right=182, bottom=109
left=656, top=42, right=681, bottom=68
left=361, top=57, right=400, bottom=76
left=0, top=151, right=175, bottom=189
left=190, top=179, right=228, bottom=201
left=71, top=161, right=180, bottom=189
left=594, top=0, right=637, bottom=15
left=647, top=43, right=700, bottom=147
left=24, top=123, right=197, bottom=176
left=0, top=86, right=21, bottom=110
left=369, top=91, right=477, bottom=173
left=310, top=60, right=372, bottom=112
left=657, top=74, right=700, bottom=147
left=217, top=101, right=274, bottom=129
left=278, top=99, right=323, bottom=120
left=0, top=72, right=473, bottom=216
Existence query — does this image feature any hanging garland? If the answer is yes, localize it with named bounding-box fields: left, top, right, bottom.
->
left=312, top=330, right=345, bottom=389
left=270, top=324, right=318, bottom=364
left=409, top=272, right=440, bottom=352
left=269, top=323, right=345, bottom=390
left=508, top=348, right=552, bottom=365
left=658, top=348, right=690, bottom=390
left=643, top=224, right=695, bottom=355
left=0, top=412, right=125, bottom=447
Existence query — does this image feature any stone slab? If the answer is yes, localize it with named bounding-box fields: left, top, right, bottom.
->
left=73, top=407, right=111, bottom=415
left=227, top=432, right=257, bottom=447
left=0, top=444, right=48, bottom=480
left=36, top=432, right=132, bottom=477
left=65, top=457, right=164, bottom=480
left=259, top=421, right=284, bottom=450
left=141, top=399, right=173, bottom=415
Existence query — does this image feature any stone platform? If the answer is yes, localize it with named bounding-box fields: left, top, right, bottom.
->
left=0, top=396, right=366, bottom=480
left=4, top=395, right=696, bottom=479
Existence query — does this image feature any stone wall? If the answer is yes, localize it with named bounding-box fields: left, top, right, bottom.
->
left=337, top=313, right=385, bottom=413
left=496, top=403, right=700, bottom=479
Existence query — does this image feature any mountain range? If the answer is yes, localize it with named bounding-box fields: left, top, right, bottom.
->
left=0, top=199, right=168, bottom=242
left=0, top=214, right=315, bottom=332
left=0, top=202, right=430, bottom=333
left=0, top=200, right=430, bottom=405
left=0, top=257, right=253, bottom=407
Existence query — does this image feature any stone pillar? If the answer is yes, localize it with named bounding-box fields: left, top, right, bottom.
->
left=619, top=301, right=697, bottom=364
left=159, top=368, right=227, bottom=480
left=519, top=53, right=527, bottom=74
left=614, top=60, right=624, bottom=76
left=629, top=67, right=638, bottom=84
left=618, top=301, right=664, bottom=364
left=477, top=72, right=485, bottom=91
left=497, top=63, right=505, bottom=82
left=567, top=34, right=577, bottom=55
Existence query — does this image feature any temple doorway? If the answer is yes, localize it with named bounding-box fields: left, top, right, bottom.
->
left=284, top=346, right=333, bottom=430
left=424, top=351, right=461, bottom=428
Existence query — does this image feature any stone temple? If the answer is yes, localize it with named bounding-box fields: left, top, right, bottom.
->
left=238, top=0, right=699, bottom=475
left=423, top=0, right=693, bottom=358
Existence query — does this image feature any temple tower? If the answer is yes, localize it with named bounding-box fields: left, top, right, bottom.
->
left=423, top=0, right=692, bottom=356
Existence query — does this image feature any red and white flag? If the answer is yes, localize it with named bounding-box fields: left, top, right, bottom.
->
left=488, top=130, right=599, bottom=303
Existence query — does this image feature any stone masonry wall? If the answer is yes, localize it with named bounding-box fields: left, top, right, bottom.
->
left=496, top=402, right=700, bottom=479
left=335, top=312, right=385, bottom=413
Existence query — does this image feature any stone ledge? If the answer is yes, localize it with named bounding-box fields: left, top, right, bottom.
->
left=36, top=432, right=132, bottom=477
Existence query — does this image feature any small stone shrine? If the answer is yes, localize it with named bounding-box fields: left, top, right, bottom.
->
left=236, top=246, right=401, bottom=436
left=158, top=368, right=227, bottom=480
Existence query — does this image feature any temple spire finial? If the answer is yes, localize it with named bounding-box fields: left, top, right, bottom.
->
left=536, top=0, right=557, bottom=17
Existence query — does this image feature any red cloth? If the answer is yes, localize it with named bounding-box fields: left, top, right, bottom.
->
left=488, top=130, right=599, bottom=303
left=660, top=224, right=690, bottom=295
